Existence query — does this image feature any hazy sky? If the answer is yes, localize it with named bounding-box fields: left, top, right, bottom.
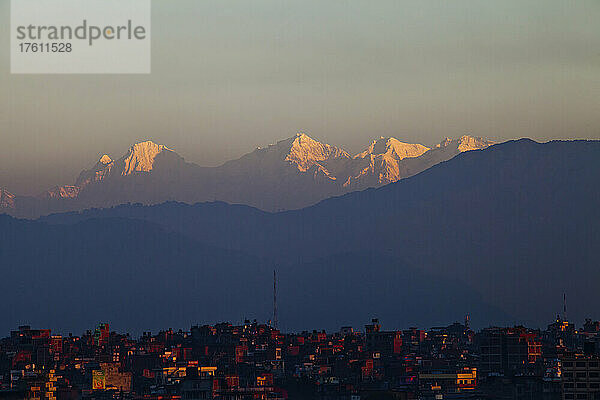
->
left=0, top=0, right=599, bottom=195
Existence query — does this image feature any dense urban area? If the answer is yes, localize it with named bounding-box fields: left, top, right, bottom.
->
left=1, top=315, right=599, bottom=400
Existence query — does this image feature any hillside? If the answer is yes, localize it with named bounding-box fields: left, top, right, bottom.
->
left=40, top=139, right=600, bottom=327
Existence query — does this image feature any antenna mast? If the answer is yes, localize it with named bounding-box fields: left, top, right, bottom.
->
left=273, top=269, right=278, bottom=329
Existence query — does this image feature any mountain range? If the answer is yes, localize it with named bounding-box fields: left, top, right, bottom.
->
left=0, top=134, right=493, bottom=218
left=1, top=138, right=598, bottom=334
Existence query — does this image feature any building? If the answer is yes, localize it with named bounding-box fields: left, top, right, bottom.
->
left=561, top=355, right=600, bottom=400
left=365, top=319, right=402, bottom=357
left=418, top=367, right=477, bottom=393
left=478, top=327, right=542, bottom=375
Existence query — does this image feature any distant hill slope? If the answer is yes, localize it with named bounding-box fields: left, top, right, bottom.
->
left=0, top=215, right=505, bottom=335
left=0, top=216, right=271, bottom=335
left=41, top=139, right=600, bottom=327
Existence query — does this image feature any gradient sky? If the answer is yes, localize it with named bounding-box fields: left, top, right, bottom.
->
left=0, top=0, right=599, bottom=195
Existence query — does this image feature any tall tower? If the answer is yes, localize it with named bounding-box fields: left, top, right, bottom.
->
left=273, top=270, right=278, bottom=329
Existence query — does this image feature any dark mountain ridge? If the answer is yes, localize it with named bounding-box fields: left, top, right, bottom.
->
left=0, top=214, right=504, bottom=335
left=37, top=139, right=600, bottom=327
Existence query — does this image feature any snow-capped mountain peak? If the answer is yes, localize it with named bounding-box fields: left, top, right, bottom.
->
left=356, top=137, right=430, bottom=161
left=43, top=185, right=80, bottom=200
left=121, top=140, right=172, bottom=175
left=75, top=140, right=173, bottom=187
left=435, top=135, right=494, bottom=152
left=76, top=154, right=116, bottom=187
left=99, top=154, right=112, bottom=164
left=342, top=137, right=431, bottom=187
left=0, top=188, right=15, bottom=209
left=1, top=134, right=499, bottom=217
left=284, top=133, right=350, bottom=172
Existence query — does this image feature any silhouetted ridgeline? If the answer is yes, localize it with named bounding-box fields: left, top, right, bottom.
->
left=2, top=139, right=598, bottom=333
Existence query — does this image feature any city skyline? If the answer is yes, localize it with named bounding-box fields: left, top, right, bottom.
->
left=1, top=314, right=597, bottom=398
